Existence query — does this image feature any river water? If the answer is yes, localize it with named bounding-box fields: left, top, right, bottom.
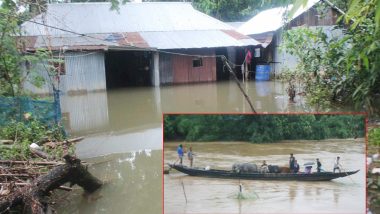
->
left=56, top=81, right=356, bottom=213
left=164, top=139, right=365, bottom=214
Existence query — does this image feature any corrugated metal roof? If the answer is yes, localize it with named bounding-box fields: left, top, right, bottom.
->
left=238, top=0, right=320, bottom=35
left=21, top=2, right=260, bottom=50
left=140, top=30, right=259, bottom=49
left=22, top=2, right=234, bottom=36
left=225, top=22, right=245, bottom=29
left=34, top=34, right=115, bottom=48
left=24, top=31, right=259, bottom=50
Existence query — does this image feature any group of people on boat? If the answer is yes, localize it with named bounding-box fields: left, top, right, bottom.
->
left=176, top=144, right=194, bottom=167
left=175, top=144, right=344, bottom=173
left=287, top=153, right=343, bottom=173
left=259, top=154, right=343, bottom=174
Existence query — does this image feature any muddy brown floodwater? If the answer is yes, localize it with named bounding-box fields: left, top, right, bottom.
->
left=164, top=139, right=365, bottom=214
left=55, top=81, right=358, bottom=213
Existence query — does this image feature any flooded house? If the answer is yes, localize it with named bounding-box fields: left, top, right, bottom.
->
left=237, top=0, right=342, bottom=75
left=20, top=2, right=260, bottom=95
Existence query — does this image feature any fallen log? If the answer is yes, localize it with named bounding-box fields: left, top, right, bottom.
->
left=0, top=155, right=102, bottom=213
left=0, top=183, right=73, bottom=192
left=66, top=137, right=84, bottom=144
left=43, top=137, right=84, bottom=150
left=0, top=174, right=33, bottom=178
left=30, top=148, right=51, bottom=160
left=0, top=160, right=63, bottom=166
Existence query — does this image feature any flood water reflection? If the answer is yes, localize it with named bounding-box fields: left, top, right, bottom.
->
left=58, top=81, right=356, bottom=214
left=164, top=139, right=365, bottom=214
left=62, top=81, right=312, bottom=136
left=55, top=150, right=162, bottom=214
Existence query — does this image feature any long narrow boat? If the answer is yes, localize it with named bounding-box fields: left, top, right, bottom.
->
left=169, top=164, right=359, bottom=181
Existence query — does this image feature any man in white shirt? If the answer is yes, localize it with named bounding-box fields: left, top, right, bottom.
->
left=333, top=156, right=342, bottom=173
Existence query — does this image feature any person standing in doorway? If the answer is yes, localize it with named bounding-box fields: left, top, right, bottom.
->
left=245, top=48, right=252, bottom=80
left=289, top=153, right=295, bottom=173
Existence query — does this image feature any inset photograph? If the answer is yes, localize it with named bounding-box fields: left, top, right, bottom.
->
left=164, top=114, right=366, bottom=214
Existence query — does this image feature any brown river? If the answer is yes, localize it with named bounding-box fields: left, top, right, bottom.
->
left=55, top=81, right=359, bottom=213
left=164, top=140, right=365, bottom=214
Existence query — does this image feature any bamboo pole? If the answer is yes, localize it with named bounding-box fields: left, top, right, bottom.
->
left=181, top=179, right=188, bottom=204
left=221, top=56, right=256, bottom=113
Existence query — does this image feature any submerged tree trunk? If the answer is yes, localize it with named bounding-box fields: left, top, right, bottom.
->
left=0, top=155, right=102, bottom=214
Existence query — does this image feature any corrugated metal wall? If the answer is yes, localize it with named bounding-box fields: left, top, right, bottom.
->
left=159, top=49, right=216, bottom=84
left=159, top=53, right=173, bottom=84
left=61, top=52, right=106, bottom=93
left=23, top=51, right=107, bottom=94
left=23, top=61, right=53, bottom=94
left=289, top=7, right=339, bottom=28
left=60, top=91, right=109, bottom=132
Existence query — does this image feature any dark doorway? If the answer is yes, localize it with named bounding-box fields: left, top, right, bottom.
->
left=105, top=51, right=152, bottom=88
left=215, top=48, right=230, bottom=81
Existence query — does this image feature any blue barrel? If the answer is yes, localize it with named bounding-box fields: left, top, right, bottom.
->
left=255, top=65, right=271, bottom=81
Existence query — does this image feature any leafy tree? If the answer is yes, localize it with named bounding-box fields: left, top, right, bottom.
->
left=0, top=1, right=58, bottom=96
left=369, top=127, right=380, bottom=146
left=284, top=0, right=380, bottom=114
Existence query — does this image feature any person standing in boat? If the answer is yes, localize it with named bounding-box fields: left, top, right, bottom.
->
left=188, top=146, right=194, bottom=168
left=293, top=159, right=300, bottom=173
left=177, top=144, right=184, bottom=165
left=333, top=156, right=342, bottom=173
left=289, top=153, right=295, bottom=172
left=316, top=158, right=322, bottom=172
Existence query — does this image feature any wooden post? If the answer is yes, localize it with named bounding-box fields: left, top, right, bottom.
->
left=153, top=52, right=160, bottom=87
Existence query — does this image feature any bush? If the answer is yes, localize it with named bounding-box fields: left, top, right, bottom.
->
left=0, top=116, right=69, bottom=160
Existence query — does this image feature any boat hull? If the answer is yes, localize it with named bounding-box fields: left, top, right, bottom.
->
left=168, top=164, right=359, bottom=181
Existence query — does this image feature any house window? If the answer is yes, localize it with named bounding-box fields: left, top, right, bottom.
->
left=192, top=57, right=203, bottom=67
left=254, top=48, right=261, bottom=58
left=51, top=62, right=66, bottom=75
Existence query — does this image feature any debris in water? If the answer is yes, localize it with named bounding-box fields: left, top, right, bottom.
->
left=231, top=183, right=259, bottom=200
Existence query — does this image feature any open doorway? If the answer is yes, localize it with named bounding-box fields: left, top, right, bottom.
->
left=215, top=47, right=230, bottom=81
left=105, top=51, right=152, bottom=88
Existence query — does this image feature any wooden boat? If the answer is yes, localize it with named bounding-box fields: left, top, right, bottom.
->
left=168, top=164, right=359, bottom=181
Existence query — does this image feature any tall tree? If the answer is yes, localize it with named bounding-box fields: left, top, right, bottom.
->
left=0, top=0, right=57, bottom=96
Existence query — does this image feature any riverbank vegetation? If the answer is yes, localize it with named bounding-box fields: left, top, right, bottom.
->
left=0, top=117, right=73, bottom=160
left=164, top=114, right=365, bottom=143
left=367, top=126, right=380, bottom=212
left=0, top=2, right=60, bottom=97
left=280, top=0, right=380, bottom=115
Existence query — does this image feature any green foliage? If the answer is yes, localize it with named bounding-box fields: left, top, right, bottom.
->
left=369, top=127, right=380, bottom=146
left=285, top=0, right=380, bottom=114
left=0, top=4, right=59, bottom=97
left=281, top=27, right=345, bottom=109
left=0, top=117, right=68, bottom=160
left=164, top=114, right=365, bottom=143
